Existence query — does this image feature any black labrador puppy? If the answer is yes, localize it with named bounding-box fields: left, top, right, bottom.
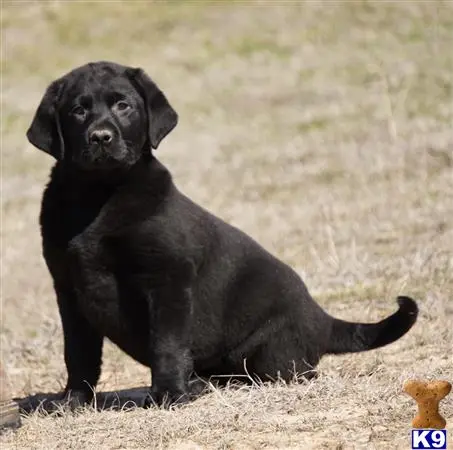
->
left=27, top=61, right=418, bottom=408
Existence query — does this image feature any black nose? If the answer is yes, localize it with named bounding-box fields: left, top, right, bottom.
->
left=89, top=129, right=113, bottom=146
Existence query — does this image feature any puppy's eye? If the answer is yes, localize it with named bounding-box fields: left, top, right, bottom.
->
left=115, top=101, right=130, bottom=112
left=71, top=105, right=86, bottom=117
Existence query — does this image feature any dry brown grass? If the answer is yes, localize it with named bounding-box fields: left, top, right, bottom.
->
left=1, top=1, right=452, bottom=448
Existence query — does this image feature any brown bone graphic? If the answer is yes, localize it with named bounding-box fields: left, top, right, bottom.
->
left=404, top=380, right=451, bottom=429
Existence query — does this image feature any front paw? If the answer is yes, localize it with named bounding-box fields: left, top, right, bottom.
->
left=50, top=389, right=91, bottom=413
left=142, top=388, right=190, bottom=409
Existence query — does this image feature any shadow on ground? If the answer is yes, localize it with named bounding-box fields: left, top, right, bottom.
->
left=15, top=377, right=229, bottom=414
left=16, top=386, right=150, bottom=414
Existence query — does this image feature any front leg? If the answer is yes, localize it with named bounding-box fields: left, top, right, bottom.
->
left=55, top=284, right=104, bottom=409
left=145, top=284, right=194, bottom=407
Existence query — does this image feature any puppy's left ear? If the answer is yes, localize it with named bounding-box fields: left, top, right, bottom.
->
left=126, top=68, right=178, bottom=150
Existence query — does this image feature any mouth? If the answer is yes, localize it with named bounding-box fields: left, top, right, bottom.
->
left=76, top=144, right=130, bottom=170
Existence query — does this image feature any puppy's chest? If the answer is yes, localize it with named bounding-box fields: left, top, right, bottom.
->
left=67, top=227, right=156, bottom=335
left=44, top=184, right=154, bottom=338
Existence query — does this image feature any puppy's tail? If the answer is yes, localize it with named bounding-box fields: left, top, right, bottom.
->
left=326, top=296, right=418, bottom=354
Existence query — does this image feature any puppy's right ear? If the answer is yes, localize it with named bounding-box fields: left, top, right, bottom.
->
left=27, top=78, right=66, bottom=159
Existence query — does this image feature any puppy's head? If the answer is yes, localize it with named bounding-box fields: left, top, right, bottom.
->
left=27, top=61, right=178, bottom=171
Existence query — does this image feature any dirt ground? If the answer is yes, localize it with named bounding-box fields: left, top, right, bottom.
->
left=1, top=1, right=452, bottom=449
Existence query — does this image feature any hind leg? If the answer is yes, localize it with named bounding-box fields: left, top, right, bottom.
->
left=247, top=343, right=319, bottom=383
left=228, top=321, right=321, bottom=383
